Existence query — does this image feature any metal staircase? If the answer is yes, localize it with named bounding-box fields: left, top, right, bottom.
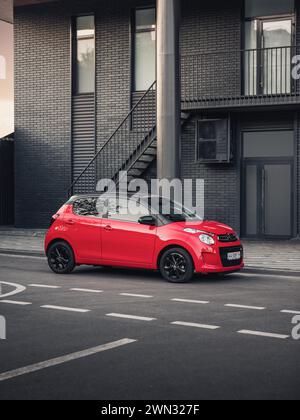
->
left=68, top=81, right=190, bottom=197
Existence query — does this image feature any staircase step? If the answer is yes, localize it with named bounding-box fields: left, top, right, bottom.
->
left=128, top=168, right=143, bottom=177
left=139, top=154, right=155, bottom=163
left=144, top=147, right=157, bottom=156
left=132, top=161, right=150, bottom=170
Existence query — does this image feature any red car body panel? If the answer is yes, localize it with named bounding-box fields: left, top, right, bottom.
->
left=45, top=203, right=244, bottom=274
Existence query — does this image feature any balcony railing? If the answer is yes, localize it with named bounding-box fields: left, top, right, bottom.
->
left=181, top=46, right=300, bottom=107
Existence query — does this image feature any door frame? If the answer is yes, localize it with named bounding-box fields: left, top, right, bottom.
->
left=240, top=127, right=297, bottom=239
left=243, top=14, right=296, bottom=95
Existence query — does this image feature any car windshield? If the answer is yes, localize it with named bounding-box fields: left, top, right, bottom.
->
left=142, top=197, right=203, bottom=223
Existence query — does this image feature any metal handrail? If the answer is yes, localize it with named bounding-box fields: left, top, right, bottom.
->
left=68, top=81, right=156, bottom=196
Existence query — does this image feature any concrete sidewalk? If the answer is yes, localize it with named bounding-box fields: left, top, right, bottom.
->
left=0, top=229, right=299, bottom=275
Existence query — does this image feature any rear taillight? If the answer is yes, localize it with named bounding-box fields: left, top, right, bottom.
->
left=49, top=214, right=59, bottom=228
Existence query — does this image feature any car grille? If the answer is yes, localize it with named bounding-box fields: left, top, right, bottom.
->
left=218, top=233, right=239, bottom=243
left=219, top=246, right=243, bottom=267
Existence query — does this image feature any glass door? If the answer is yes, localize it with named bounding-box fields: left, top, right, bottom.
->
left=242, top=130, right=294, bottom=238
left=262, top=19, right=292, bottom=94
left=244, top=18, right=293, bottom=95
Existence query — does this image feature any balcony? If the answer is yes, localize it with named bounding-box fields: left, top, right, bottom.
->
left=181, top=47, right=300, bottom=110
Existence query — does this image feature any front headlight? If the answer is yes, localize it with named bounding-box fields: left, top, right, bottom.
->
left=199, top=233, right=215, bottom=245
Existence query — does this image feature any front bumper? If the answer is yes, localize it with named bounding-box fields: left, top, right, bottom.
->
left=196, top=243, right=244, bottom=274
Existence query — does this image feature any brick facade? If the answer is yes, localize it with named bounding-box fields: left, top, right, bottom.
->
left=14, top=0, right=300, bottom=237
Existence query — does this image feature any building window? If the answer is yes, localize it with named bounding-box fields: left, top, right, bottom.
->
left=245, top=0, right=294, bottom=19
left=133, top=8, right=156, bottom=91
left=73, top=15, right=95, bottom=94
left=244, top=1, right=295, bottom=96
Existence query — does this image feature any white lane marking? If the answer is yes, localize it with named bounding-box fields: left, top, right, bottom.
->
left=171, top=321, right=220, bottom=330
left=171, top=298, right=210, bottom=305
left=0, top=281, right=26, bottom=299
left=70, top=288, right=103, bottom=294
left=0, top=338, right=137, bottom=383
left=119, top=293, right=153, bottom=299
left=281, top=310, right=300, bottom=315
left=29, top=284, right=61, bottom=289
left=0, top=253, right=45, bottom=260
left=238, top=330, right=289, bottom=340
left=106, top=313, right=156, bottom=322
left=41, top=305, right=90, bottom=313
left=225, top=304, right=266, bottom=311
left=0, top=300, right=32, bottom=306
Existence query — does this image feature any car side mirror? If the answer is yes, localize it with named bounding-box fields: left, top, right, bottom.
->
left=138, top=216, right=156, bottom=226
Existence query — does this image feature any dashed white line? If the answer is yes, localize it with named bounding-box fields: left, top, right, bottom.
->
left=0, top=300, right=32, bottom=306
left=119, top=293, right=153, bottom=299
left=171, top=298, right=210, bottom=305
left=225, top=304, right=266, bottom=311
left=238, top=330, right=290, bottom=340
left=171, top=321, right=220, bottom=330
left=29, top=284, right=61, bottom=289
left=0, top=338, right=137, bottom=383
left=106, top=313, right=156, bottom=322
left=41, top=305, right=90, bottom=313
left=70, top=288, right=103, bottom=294
left=281, top=310, right=300, bottom=315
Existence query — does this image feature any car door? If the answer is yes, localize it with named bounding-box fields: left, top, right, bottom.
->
left=101, top=197, right=157, bottom=267
left=63, top=197, right=102, bottom=264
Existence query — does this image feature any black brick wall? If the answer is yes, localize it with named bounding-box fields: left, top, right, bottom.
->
left=14, top=3, right=72, bottom=227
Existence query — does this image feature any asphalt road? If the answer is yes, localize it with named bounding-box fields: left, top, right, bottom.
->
left=0, top=253, right=299, bottom=401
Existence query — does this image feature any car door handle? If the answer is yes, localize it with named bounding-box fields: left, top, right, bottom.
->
left=65, top=219, right=75, bottom=225
left=103, top=225, right=112, bottom=231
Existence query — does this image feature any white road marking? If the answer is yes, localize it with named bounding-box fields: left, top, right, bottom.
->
left=119, top=293, right=153, bottom=298
left=70, top=288, right=103, bottom=294
left=171, top=321, right=220, bottom=330
left=238, top=330, right=290, bottom=340
left=281, top=310, right=300, bottom=315
left=0, top=338, right=137, bottom=383
left=225, top=304, right=266, bottom=311
left=41, top=305, right=90, bottom=313
left=0, top=300, right=32, bottom=306
left=29, top=284, right=61, bottom=289
left=106, top=313, right=156, bottom=322
left=0, top=253, right=45, bottom=260
left=0, top=281, right=26, bottom=299
left=171, top=298, right=210, bottom=305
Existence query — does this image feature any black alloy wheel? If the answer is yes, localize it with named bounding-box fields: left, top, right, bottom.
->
left=47, top=241, right=75, bottom=274
left=160, top=248, right=194, bottom=283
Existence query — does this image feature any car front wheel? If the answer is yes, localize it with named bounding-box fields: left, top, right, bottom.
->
left=159, top=248, right=194, bottom=283
left=47, top=241, right=75, bottom=275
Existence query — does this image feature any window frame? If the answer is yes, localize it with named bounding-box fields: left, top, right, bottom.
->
left=72, top=14, right=96, bottom=96
left=131, top=6, right=156, bottom=93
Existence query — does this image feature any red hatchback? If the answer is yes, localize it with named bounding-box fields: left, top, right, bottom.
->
left=45, top=195, right=244, bottom=283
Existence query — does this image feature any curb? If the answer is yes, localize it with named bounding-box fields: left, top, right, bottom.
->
left=243, top=267, right=300, bottom=278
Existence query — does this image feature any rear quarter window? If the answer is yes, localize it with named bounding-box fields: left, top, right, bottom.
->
left=73, top=198, right=99, bottom=217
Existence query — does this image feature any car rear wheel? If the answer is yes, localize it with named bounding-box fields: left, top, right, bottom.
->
left=159, top=248, right=194, bottom=283
left=47, top=241, right=75, bottom=275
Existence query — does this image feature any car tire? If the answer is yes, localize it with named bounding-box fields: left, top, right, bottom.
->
left=159, top=248, right=194, bottom=283
left=47, top=241, right=75, bottom=275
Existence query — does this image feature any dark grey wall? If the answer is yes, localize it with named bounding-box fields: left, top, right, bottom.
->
left=14, top=3, right=72, bottom=227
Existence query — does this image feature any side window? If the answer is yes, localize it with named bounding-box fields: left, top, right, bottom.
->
left=73, top=198, right=99, bottom=217
left=105, top=198, right=150, bottom=223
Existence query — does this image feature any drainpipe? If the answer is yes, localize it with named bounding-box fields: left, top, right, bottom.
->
left=156, top=0, right=181, bottom=180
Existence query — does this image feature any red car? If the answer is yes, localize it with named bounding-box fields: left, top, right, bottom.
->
left=45, top=195, right=244, bottom=283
